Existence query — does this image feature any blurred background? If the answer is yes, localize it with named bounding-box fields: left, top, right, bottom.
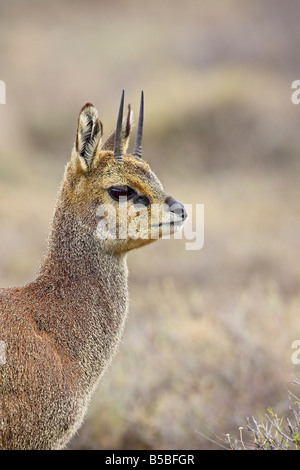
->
left=1, top=0, right=300, bottom=450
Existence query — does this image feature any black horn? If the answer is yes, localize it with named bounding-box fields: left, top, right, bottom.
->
left=133, top=91, right=144, bottom=159
left=114, top=90, right=125, bottom=162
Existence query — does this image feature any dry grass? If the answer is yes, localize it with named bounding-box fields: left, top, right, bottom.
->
left=1, top=0, right=300, bottom=450
left=224, top=380, right=300, bottom=450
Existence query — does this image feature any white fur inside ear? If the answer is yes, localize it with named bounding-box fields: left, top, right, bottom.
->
left=76, top=105, right=102, bottom=169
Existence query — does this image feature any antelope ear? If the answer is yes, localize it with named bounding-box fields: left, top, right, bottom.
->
left=75, top=103, right=103, bottom=170
left=101, top=104, right=133, bottom=154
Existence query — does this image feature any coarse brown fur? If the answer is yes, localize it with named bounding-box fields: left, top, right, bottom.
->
left=0, top=96, right=186, bottom=449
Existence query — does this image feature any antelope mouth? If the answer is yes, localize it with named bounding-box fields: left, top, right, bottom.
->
left=151, top=220, right=185, bottom=228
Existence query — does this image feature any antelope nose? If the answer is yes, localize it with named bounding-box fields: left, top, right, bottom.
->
left=165, top=196, right=187, bottom=221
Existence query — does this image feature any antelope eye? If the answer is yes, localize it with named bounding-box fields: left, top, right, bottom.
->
left=108, top=186, right=136, bottom=202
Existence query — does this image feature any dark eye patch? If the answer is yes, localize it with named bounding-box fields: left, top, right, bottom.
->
left=133, top=195, right=150, bottom=207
